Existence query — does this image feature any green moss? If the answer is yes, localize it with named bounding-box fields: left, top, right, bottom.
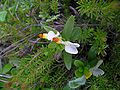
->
left=0, top=0, right=120, bottom=90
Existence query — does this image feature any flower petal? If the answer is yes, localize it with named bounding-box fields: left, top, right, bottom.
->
left=65, top=44, right=78, bottom=54
left=38, top=33, right=48, bottom=39
left=55, top=31, right=60, bottom=37
left=47, top=31, right=56, bottom=41
left=95, top=60, right=103, bottom=69
left=90, top=68, right=104, bottom=77
left=73, top=43, right=80, bottom=47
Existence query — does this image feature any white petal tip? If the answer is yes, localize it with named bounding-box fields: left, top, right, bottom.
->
left=65, top=48, right=78, bottom=54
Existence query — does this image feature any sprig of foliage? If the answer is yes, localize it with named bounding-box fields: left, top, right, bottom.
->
left=8, top=43, right=63, bottom=89
left=77, top=0, right=120, bottom=27
left=39, top=0, right=58, bottom=14
left=91, top=29, right=107, bottom=56
left=77, top=0, right=107, bottom=19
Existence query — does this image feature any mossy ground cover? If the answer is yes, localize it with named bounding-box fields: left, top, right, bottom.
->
left=0, top=0, right=120, bottom=90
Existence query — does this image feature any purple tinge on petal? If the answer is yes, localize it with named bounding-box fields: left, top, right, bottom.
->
left=47, top=31, right=56, bottom=41
left=90, top=68, right=104, bottom=77
left=73, top=43, right=80, bottom=47
left=65, top=45, right=78, bottom=54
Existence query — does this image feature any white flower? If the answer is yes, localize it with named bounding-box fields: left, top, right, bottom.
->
left=90, top=60, right=104, bottom=77
left=90, top=68, right=104, bottom=77
left=38, top=31, right=60, bottom=41
left=39, top=31, right=80, bottom=54
left=61, top=41, right=80, bottom=54
left=47, top=31, right=60, bottom=41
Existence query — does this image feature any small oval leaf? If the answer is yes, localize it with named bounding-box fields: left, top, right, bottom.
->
left=2, top=64, right=12, bottom=74
left=68, top=75, right=86, bottom=89
left=0, top=11, right=7, bottom=22
left=62, top=15, right=75, bottom=40
left=75, top=69, right=83, bottom=77
left=74, top=60, right=84, bottom=67
left=63, top=52, right=72, bottom=70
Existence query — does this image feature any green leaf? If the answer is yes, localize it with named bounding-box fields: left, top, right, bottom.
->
left=88, top=46, right=97, bottom=60
left=62, top=15, right=75, bottom=40
left=75, top=69, right=83, bottom=77
left=88, top=46, right=98, bottom=67
left=78, top=67, right=84, bottom=73
left=74, top=60, right=84, bottom=67
left=68, top=76, right=86, bottom=89
left=84, top=67, right=89, bottom=74
left=63, top=51, right=72, bottom=70
left=0, top=10, right=7, bottom=22
left=71, top=27, right=81, bottom=41
left=2, top=64, right=12, bottom=74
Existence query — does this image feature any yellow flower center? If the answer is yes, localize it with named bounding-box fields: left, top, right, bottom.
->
left=38, top=33, right=47, bottom=39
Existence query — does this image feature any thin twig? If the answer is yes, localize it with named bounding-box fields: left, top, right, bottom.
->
left=69, top=6, right=79, bottom=16
left=32, top=52, right=42, bottom=60
left=1, top=42, right=24, bottom=57
left=0, top=74, right=12, bottom=79
left=0, top=79, right=8, bottom=83
left=21, top=24, right=42, bottom=32
left=0, top=34, right=32, bottom=55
